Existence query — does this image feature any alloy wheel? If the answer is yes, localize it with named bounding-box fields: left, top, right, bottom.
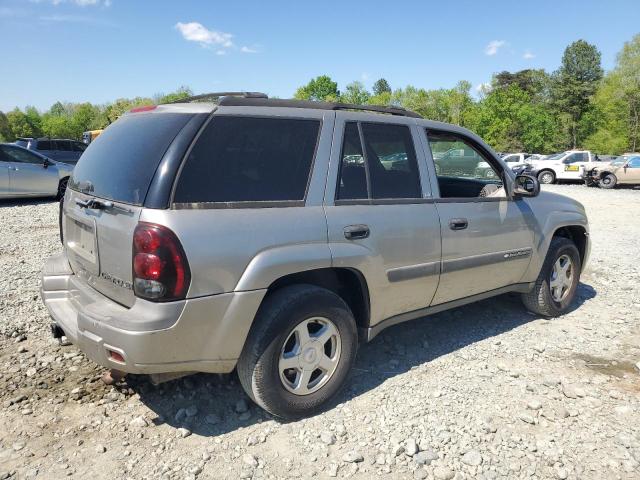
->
left=550, top=254, right=573, bottom=302
left=278, top=317, right=341, bottom=395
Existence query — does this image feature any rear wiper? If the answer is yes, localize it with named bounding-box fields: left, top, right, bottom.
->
left=75, top=198, right=132, bottom=215
left=75, top=198, right=113, bottom=210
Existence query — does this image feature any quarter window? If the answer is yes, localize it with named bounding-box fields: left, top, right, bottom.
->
left=427, top=131, right=505, bottom=199
left=337, top=122, right=422, bottom=201
left=174, top=116, right=320, bottom=204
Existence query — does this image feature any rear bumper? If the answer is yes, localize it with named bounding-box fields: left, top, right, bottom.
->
left=41, top=252, right=266, bottom=374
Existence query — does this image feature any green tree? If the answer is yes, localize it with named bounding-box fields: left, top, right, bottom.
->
left=294, top=75, right=339, bottom=102
left=155, top=86, right=193, bottom=104
left=552, top=40, right=603, bottom=148
left=340, top=81, right=371, bottom=105
left=372, top=78, right=391, bottom=96
left=6, top=109, right=39, bottom=139
left=585, top=34, right=640, bottom=153
left=0, top=111, right=13, bottom=141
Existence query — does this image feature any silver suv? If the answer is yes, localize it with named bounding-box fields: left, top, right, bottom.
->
left=41, top=93, right=590, bottom=419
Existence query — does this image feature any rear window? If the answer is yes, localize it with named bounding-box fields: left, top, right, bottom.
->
left=174, top=116, right=320, bottom=204
left=36, top=140, right=51, bottom=150
left=69, top=112, right=193, bottom=205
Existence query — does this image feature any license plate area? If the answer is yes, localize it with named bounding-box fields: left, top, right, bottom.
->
left=65, top=213, right=99, bottom=274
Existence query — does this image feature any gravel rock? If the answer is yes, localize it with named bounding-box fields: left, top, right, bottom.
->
left=414, top=449, right=438, bottom=465
left=129, top=416, right=148, bottom=428
left=433, top=466, right=455, bottom=480
left=342, top=451, right=364, bottom=463
left=461, top=449, right=483, bottom=466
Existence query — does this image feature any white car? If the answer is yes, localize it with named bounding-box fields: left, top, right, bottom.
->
left=0, top=143, right=73, bottom=199
left=529, top=150, right=598, bottom=184
left=477, top=153, right=528, bottom=178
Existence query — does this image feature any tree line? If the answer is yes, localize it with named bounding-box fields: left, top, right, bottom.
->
left=1, top=34, right=639, bottom=155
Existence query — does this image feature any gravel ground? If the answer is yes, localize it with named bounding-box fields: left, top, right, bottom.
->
left=0, top=185, right=639, bottom=480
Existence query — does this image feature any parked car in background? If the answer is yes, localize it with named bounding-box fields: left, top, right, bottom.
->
left=433, top=145, right=481, bottom=176
left=525, top=154, right=547, bottom=162
left=527, top=150, right=600, bottom=184
left=83, top=130, right=104, bottom=145
left=0, top=143, right=73, bottom=199
left=583, top=153, right=640, bottom=188
left=41, top=92, right=590, bottom=419
left=476, top=152, right=528, bottom=178
left=15, top=137, right=87, bottom=165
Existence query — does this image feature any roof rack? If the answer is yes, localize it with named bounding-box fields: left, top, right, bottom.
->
left=167, top=91, right=268, bottom=104
left=217, top=96, right=422, bottom=118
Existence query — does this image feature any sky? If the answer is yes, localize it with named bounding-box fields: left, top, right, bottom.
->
left=1, top=0, right=639, bottom=112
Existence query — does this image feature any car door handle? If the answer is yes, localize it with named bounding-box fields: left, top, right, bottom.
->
left=449, top=218, right=468, bottom=230
left=344, top=224, right=370, bottom=240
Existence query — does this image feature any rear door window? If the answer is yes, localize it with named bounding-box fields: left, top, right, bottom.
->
left=336, top=122, right=422, bottom=200
left=37, top=140, right=52, bottom=151
left=56, top=140, right=72, bottom=151
left=69, top=112, right=194, bottom=205
left=174, top=116, right=320, bottom=204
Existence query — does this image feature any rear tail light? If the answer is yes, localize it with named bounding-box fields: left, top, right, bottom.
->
left=132, top=222, right=191, bottom=301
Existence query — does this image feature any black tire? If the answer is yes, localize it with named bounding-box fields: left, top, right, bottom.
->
left=57, top=177, right=69, bottom=200
left=537, top=170, right=556, bottom=185
left=521, top=237, right=581, bottom=317
left=598, top=173, right=617, bottom=189
left=237, top=284, right=358, bottom=420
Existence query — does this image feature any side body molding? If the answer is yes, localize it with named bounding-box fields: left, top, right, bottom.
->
left=234, top=243, right=333, bottom=292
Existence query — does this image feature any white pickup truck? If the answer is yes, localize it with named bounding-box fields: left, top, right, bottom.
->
left=528, top=150, right=599, bottom=184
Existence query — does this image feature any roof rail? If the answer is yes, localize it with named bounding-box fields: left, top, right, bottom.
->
left=167, top=91, right=268, bottom=104
left=332, top=103, right=421, bottom=118
left=216, top=96, right=422, bottom=118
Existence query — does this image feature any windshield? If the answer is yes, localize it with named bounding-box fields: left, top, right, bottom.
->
left=546, top=152, right=566, bottom=161
left=69, top=112, right=194, bottom=205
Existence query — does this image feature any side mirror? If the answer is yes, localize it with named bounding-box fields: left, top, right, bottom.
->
left=513, top=174, right=540, bottom=198
left=43, top=158, right=52, bottom=168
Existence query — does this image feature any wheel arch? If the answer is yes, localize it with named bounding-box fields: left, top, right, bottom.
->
left=551, top=225, right=588, bottom=268
left=265, top=267, right=371, bottom=333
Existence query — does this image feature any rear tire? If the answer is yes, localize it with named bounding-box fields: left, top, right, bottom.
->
left=537, top=170, right=556, bottom=185
left=521, top=237, right=581, bottom=317
left=598, top=173, right=617, bottom=189
left=237, top=285, right=358, bottom=420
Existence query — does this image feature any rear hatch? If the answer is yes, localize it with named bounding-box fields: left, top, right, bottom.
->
left=64, top=108, right=200, bottom=307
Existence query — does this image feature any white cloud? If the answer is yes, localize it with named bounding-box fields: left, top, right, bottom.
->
left=240, top=46, right=258, bottom=54
left=175, top=22, right=233, bottom=50
left=484, top=40, right=506, bottom=56
left=523, top=51, right=536, bottom=60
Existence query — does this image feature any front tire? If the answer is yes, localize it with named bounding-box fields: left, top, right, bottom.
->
left=598, top=173, right=617, bottom=189
left=521, top=237, right=581, bottom=317
left=537, top=170, right=556, bottom=185
left=237, top=285, right=358, bottom=420
left=57, top=177, right=69, bottom=200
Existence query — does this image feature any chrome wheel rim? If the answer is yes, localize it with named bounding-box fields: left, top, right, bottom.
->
left=278, top=317, right=341, bottom=396
left=602, top=175, right=612, bottom=185
left=550, top=254, right=573, bottom=302
left=540, top=172, right=553, bottom=184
